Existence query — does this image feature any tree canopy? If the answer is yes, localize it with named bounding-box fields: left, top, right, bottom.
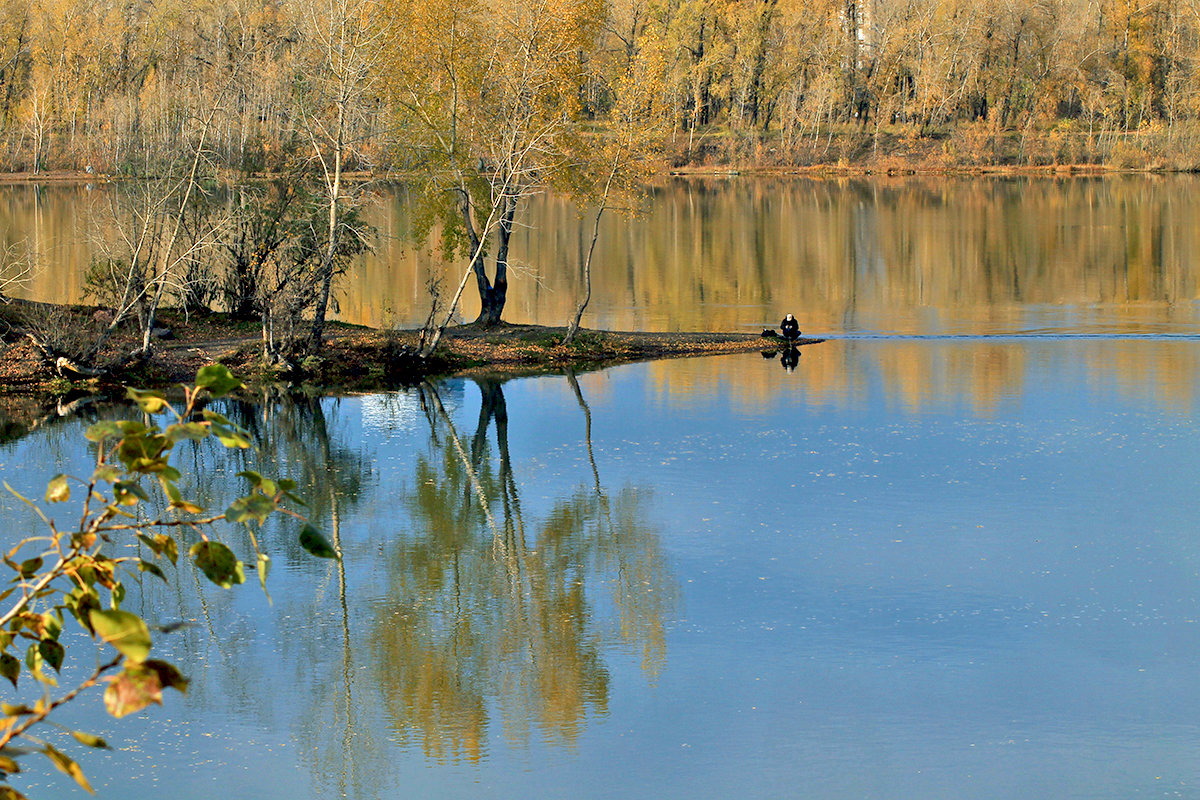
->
left=0, top=0, right=1196, bottom=176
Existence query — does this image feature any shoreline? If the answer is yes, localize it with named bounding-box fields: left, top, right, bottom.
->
left=0, top=306, right=821, bottom=394
left=0, top=161, right=1188, bottom=187
left=0, top=312, right=820, bottom=442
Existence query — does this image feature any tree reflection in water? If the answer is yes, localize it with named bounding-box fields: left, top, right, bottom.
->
left=373, top=375, right=678, bottom=762
left=24, top=378, right=678, bottom=792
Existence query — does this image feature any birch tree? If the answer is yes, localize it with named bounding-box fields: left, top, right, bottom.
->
left=380, top=0, right=603, bottom=354
left=294, top=0, right=379, bottom=354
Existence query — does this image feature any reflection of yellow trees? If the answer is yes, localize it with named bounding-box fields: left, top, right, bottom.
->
left=14, top=178, right=1200, bottom=332
left=372, top=378, right=676, bottom=762
left=0, top=185, right=96, bottom=304
left=9, top=177, right=1200, bottom=332
left=9, top=179, right=1200, bottom=410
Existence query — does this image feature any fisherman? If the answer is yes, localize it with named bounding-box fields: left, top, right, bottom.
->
left=780, top=313, right=800, bottom=341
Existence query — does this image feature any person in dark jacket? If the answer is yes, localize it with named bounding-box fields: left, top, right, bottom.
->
left=780, top=314, right=800, bottom=341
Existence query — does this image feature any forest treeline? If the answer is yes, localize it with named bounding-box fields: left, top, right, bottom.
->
left=2, top=0, right=1199, bottom=175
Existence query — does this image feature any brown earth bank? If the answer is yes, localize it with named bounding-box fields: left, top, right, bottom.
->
left=0, top=302, right=820, bottom=435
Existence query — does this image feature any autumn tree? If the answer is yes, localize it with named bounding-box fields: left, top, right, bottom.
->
left=563, top=27, right=668, bottom=344
left=379, top=0, right=603, bottom=352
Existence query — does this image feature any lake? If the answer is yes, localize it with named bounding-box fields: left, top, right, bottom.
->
left=1, top=177, right=1199, bottom=798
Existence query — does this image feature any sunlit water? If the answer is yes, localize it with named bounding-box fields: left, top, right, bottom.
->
left=1, top=176, right=1200, bottom=798
left=1, top=336, right=1199, bottom=799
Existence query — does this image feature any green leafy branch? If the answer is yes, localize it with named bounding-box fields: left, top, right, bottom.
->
left=0, top=365, right=338, bottom=799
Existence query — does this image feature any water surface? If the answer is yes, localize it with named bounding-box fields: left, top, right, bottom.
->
left=1, top=337, right=1199, bottom=798
left=1, top=176, right=1199, bottom=798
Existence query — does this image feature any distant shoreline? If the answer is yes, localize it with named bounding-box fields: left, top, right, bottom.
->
left=0, top=164, right=1177, bottom=186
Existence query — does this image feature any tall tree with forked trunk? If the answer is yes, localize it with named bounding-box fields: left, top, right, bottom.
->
left=378, top=0, right=604, bottom=352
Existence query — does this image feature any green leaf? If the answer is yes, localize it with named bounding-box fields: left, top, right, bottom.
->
left=0, top=753, right=20, bottom=774
left=211, top=426, right=251, bottom=449
left=44, top=475, right=69, bottom=503
left=88, top=610, right=151, bottom=662
left=225, top=494, right=276, bottom=525
left=137, top=560, right=167, bottom=582
left=189, top=541, right=245, bottom=589
left=24, top=644, right=54, bottom=687
left=200, top=410, right=234, bottom=427
left=143, top=659, right=188, bottom=693
left=40, top=613, right=62, bottom=641
left=161, top=536, right=179, bottom=565
left=69, top=732, right=110, bottom=750
left=91, top=465, right=121, bottom=483
left=256, top=553, right=272, bottom=604
left=112, top=481, right=149, bottom=507
left=64, top=588, right=101, bottom=634
left=299, top=525, right=338, bottom=559
left=137, top=533, right=178, bottom=566
left=103, top=660, right=187, bottom=718
left=116, top=434, right=169, bottom=473
left=42, top=743, right=93, bottom=794
left=195, top=364, right=243, bottom=397
left=84, top=422, right=123, bottom=443
left=126, top=388, right=168, bottom=415
left=237, top=470, right=263, bottom=487
left=163, top=422, right=208, bottom=442
left=202, top=411, right=251, bottom=449
left=16, top=558, right=41, bottom=579
left=0, top=653, right=19, bottom=688
left=161, top=480, right=204, bottom=514
left=37, top=640, right=63, bottom=673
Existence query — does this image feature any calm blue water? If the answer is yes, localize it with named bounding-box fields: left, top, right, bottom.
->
left=2, top=336, right=1199, bottom=799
